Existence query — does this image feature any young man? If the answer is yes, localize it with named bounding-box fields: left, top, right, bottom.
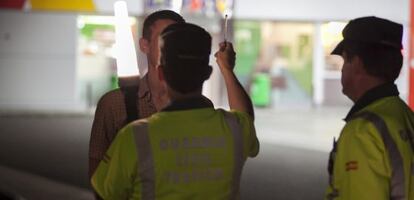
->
left=326, top=16, right=414, bottom=200
left=91, top=23, right=259, bottom=199
left=88, top=10, right=185, bottom=179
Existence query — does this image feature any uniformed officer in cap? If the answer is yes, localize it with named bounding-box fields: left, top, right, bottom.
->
left=326, top=16, right=414, bottom=200
left=91, top=22, right=259, bottom=200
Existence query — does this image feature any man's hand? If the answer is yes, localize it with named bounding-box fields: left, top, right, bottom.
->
left=215, top=42, right=236, bottom=73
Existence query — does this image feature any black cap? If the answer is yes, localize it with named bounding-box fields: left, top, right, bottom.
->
left=159, top=23, right=213, bottom=93
left=160, top=23, right=211, bottom=66
left=331, top=16, right=403, bottom=55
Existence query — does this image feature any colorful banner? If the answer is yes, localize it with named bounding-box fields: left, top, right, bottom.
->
left=30, top=0, right=95, bottom=12
left=0, top=0, right=26, bottom=9
left=0, top=0, right=144, bottom=15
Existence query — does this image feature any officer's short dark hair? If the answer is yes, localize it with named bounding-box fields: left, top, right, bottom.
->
left=142, top=10, right=185, bottom=41
left=332, top=16, right=403, bottom=82
left=159, top=23, right=212, bottom=94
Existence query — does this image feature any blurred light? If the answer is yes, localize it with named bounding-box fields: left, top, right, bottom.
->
left=321, top=21, right=346, bottom=47
left=190, top=0, right=202, bottom=11
left=107, top=44, right=117, bottom=58
left=81, top=15, right=136, bottom=26
left=88, top=41, right=99, bottom=54
left=216, top=0, right=233, bottom=18
left=204, top=0, right=215, bottom=18
left=222, top=8, right=232, bottom=19
left=326, top=22, right=346, bottom=35
left=77, top=18, right=85, bottom=29
left=114, top=1, right=139, bottom=78
left=216, top=0, right=226, bottom=14
left=171, top=0, right=183, bottom=13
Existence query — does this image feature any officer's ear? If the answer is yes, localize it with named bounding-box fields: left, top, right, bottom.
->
left=352, top=56, right=366, bottom=75
left=139, top=37, right=149, bottom=53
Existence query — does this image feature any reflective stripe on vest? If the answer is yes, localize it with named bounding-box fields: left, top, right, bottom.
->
left=354, top=112, right=405, bottom=200
left=133, top=121, right=155, bottom=200
left=132, top=113, right=244, bottom=200
left=223, top=112, right=244, bottom=200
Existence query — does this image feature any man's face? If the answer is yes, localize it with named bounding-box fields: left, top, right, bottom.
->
left=143, top=19, right=176, bottom=70
left=140, top=19, right=176, bottom=110
left=340, top=52, right=361, bottom=101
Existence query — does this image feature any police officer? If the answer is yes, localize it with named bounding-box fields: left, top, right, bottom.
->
left=91, top=23, right=259, bottom=199
left=326, top=16, right=414, bottom=199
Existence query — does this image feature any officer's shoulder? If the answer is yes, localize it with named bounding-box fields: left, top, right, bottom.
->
left=346, top=112, right=376, bottom=128
left=130, top=118, right=149, bottom=126
left=344, top=114, right=385, bottom=142
left=116, top=119, right=149, bottom=138
left=216, top=109, right=253, bottom=122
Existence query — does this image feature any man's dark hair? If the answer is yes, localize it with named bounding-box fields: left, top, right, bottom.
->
left=159, top=23, right=212, bottom=94
left=342, top=40, right=403, bottom=82
left=142, top=10, right=185, bottom=41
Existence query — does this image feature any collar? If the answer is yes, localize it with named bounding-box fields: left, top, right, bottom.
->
left=162, top=96, right=214, bottom=112
left=344, top=83, right=399, bottom=121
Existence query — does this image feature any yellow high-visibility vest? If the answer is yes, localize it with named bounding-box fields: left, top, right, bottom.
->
left=326, top=96, right=414, bottom=200
left=92, top=108, right=259, bottom=200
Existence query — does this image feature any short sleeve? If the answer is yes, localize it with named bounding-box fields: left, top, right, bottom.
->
left=91, top=125, right=138, bottom=200
left=230, top=110, right=259, bottom=158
